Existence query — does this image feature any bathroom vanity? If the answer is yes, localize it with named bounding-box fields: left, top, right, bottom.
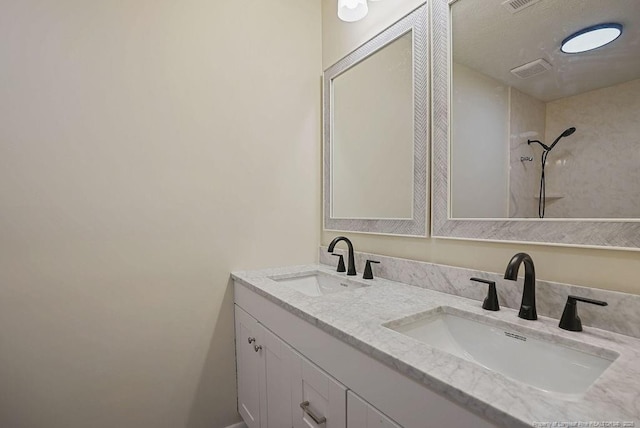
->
left=291, top=0, right=640, bottom=424
left=232, top=253, right=640, bottom=428
left=232, top=267, right=494, bottom=428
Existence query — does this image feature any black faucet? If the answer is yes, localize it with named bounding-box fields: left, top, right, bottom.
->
left=559, top=295, right=608, bottom=332
left=470, top=277, right=500, bottom=311
left=327, top=236, right=356, bottom=276
left=504, top=253, right=537, bottom=320
left=363, top=260, right=380, bottom=280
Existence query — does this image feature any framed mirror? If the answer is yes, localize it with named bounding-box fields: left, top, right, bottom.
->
left=432, top=0, right=640, bottom=249
left=323, top=4, right=428, bottom=236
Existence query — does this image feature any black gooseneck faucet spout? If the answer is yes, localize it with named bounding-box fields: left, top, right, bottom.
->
left=504, top=252, right=537, bottom=320
left=327, top=236, right=356, bottom=276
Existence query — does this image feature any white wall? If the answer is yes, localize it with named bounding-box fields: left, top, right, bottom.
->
left=451, top=62, right=509, bottom=218
left=0, top=1, right=321, bottom=427
left=322, top=0, right=425, bottom=68
left=321, top=0, right=640, bottom=295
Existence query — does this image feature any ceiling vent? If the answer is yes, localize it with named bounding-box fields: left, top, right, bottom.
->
left=510, top=59, right=552, bottom=79
left=501, top=0, right=543, bottom=14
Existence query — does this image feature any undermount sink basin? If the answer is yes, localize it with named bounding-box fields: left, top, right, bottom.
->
left=384, top=306, right=617, bottom=396
left=269, top=271, right=367, bottom=297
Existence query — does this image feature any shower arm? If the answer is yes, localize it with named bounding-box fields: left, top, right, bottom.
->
left=527, top=139, right=551, bottom=151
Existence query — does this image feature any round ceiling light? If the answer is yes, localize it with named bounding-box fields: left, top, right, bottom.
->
left=337, top=0, right=368, bottom=22
left=561, top=23, right=623, bottom=54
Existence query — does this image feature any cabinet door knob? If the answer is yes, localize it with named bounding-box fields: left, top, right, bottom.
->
left=300, top=401, right=327, bottom=425
left=248, top=337, right=256, bottom=344
left=253, top=344, right=262, bottom=352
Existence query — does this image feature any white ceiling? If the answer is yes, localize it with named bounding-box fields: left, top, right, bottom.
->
left=451, top=0, right=640, bottom=102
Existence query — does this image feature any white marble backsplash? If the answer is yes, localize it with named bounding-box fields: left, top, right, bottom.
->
left=319, top=246, right=640, bottom=339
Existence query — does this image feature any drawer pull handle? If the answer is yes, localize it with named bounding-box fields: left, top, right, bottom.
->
left=248, top=337, right=256, bottom=344
left=300, top=401, right=326, bottom=425
left=253, top=344, right=262, bottom=352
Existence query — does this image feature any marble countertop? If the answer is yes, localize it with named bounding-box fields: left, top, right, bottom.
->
left=231, top=264, right=640, bottom=428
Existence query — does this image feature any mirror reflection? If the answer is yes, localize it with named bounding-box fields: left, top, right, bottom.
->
left=332, top=32, right=414, bottom=220
left=450, top=0, right=640, bottom=219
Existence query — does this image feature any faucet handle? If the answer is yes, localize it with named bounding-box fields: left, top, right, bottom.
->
left=559, top=295, right=608, bottom=332
left=331, top=253, right=346, bottom=273
left=470, top=277, right=500, bottom=311
left=363, top=260, right=380, bottom=280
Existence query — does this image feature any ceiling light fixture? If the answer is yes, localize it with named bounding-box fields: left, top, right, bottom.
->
left=561, top=23, right=623, bottom=54
left=337, top=0, right=368, bottom=22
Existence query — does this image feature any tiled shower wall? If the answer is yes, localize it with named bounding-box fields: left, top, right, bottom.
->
left=543, top=78, right=640, bottom=218
left=509, top=78, right=640, bottom=218
left=508, top=88, right=545, bottom=218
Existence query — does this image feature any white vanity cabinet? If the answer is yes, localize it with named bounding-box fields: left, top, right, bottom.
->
left=235, top=306, right=294, bottom=428
left=235, top=306, right=261, bottom=428
left=347, top=391, right=400, bottom=428
left=236, top=307, right=392, bottom=428
left=291, top=351, right=347, bottom=428
left=234, top=282, right=497, bottom=428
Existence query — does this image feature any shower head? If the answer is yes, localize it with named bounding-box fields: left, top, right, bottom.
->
left=548, top=127, right=576, bottom=151
left=527, top=127, right=577, bottom=151
left=530, top=126, right=577, bottom=219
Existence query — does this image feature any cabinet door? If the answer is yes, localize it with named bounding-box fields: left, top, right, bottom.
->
left=259, top=324, right=294, bottom=428
left=235, top=306, right=262, bottom=428
left=291, top=352, right=347, bottom=428
left=347, top=391, right=400, bottom=428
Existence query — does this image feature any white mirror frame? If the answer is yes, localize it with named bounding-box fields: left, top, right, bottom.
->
left=431, top=0, right=640, bottom=250
left=323, top=4, right=428, bottom=237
